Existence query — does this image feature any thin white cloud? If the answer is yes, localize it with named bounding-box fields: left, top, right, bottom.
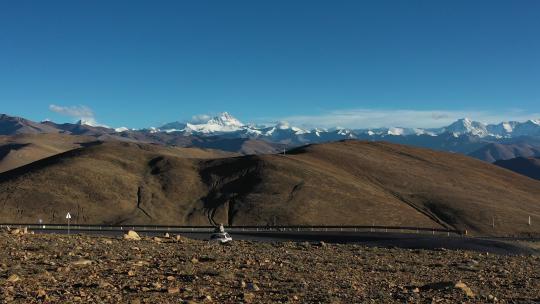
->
left=49, top=104, right=94, bottom=118
left=189, top=114, right=212, bottom=124
left=260, top=108, right=540, bottom=129
left=48, top=104, right=105, bottom=127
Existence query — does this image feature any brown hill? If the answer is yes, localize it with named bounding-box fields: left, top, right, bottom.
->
left=1, top=140, right=539, bottom=236
left=0, top=132, right=244, bottom=174
left=0, top=114, right=60, bottom=135
left=469, top=142, right=540, bottom=162
left=189, top=137, right=283, bottom=154
left=494, top=157, right=540, bottom=181
left=0, top=133, right=99, bottom=173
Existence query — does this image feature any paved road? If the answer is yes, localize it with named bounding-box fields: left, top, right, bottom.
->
left=31, top=229, right=537, bottom=256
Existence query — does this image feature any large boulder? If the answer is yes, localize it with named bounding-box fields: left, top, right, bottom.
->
left=123, top=230, right=141, bottom=241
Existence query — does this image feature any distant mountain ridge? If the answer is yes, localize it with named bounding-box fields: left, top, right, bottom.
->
left=0, top=114, right=60, bottom=135
left=468, top=142, right=540, bottom=163
left=3, top=112, right=540, bottom=160
left=157, top=114, right=540, bottom=140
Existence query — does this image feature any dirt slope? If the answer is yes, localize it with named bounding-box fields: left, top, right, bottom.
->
left=1, top=140, right=540, bottom=236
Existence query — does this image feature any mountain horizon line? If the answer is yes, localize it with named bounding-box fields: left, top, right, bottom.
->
left=3, top=112, right=540, bottom=138
left=5, top=111, right=540, bottom=134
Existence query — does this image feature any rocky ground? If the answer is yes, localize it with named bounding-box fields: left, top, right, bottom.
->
left=1, top=229, right=539, bottom=303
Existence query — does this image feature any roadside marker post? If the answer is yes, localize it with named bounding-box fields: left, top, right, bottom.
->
left=66, top=212, right=72, bottom=235
left=529, top=216, right=531, bottom=226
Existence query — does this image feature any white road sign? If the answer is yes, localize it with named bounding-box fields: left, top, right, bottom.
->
left=66, top=212, right=71, bottom=219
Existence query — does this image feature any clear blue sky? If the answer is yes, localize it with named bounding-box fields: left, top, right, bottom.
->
left=0, top=0, right=539, bottom=128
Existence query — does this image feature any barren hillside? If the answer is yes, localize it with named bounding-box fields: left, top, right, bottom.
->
left=0, top=134, right=99, bottom=173
left=1, top=140, right=539, bottom=236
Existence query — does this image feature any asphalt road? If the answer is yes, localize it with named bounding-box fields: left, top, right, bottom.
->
left=30, top=229, right=538, bottom=256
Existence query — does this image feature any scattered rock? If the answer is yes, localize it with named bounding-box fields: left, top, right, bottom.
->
left=419, top=281, right=455, bottom=292
left=9, top=227, right=29, bottom=235
left=454, top=281, right=475, bottom=298
left=167, top=286, right=180, bottom=294
left=247, top=283, right=260, bottom=291
left=36, top=289, right=47, bottom=299
left=7, top=274, right=21, bottom=283
left=123, top=230, right=141, bottom=241
left=0, top=231, right=538, bottom=302
left=420, top=280, right=475, bottom=298
left=175, top=235, right=188, bottom=242
left=133, top=261, right=149, bottom=267
left=71, top=259, right=92, bottom=266
left=316, top=241, right=327, bottom=247
left=243, top=292, right=256, bottom=303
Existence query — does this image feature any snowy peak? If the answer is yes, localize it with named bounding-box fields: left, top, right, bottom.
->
left=159, top=112, right=244, bottom=134
left=75, top=119, right=106, bottom=128
left=511, top=119, right=540, bottom=137
left=442, top=118, right=489, bottom=137
left=76, top=119, right=92, bottom=126
left=207, top=112, right=244, bottom=127
left=387, top=127, right=430, bottom=136
left=156, top=112, right=540, bottom=140
left=486, top=121, right=519, bottom=136
left=183, top=112, right=245, bottom=134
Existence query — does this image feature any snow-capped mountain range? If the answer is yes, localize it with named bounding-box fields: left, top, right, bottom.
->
left=155, top=112, right=540, bottom=141
left=3, top=112, right=540, bottom=160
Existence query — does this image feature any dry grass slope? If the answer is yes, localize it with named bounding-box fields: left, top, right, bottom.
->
left=1, top=140, right=540, bottom=236
left=0, top=133, right=99, bottom=173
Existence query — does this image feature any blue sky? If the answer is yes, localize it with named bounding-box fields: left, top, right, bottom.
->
left=0, top=0, right=539, bottom=128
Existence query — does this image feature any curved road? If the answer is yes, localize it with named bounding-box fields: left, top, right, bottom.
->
left=29, top=228, right=538, bottom=256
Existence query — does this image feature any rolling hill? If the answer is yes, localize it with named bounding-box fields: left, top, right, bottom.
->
left=469, top=142, right=540, bottom=162
left=0, top=133, right=99, bottom=173
left=494, top=157, right=540, bottom=181
left=0, top=114, right=60, bottom=135
left=0, top=140, right=539, bottom=236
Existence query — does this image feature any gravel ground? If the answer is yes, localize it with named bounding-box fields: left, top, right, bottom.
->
left=1, top=230, right=539, bottom=303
